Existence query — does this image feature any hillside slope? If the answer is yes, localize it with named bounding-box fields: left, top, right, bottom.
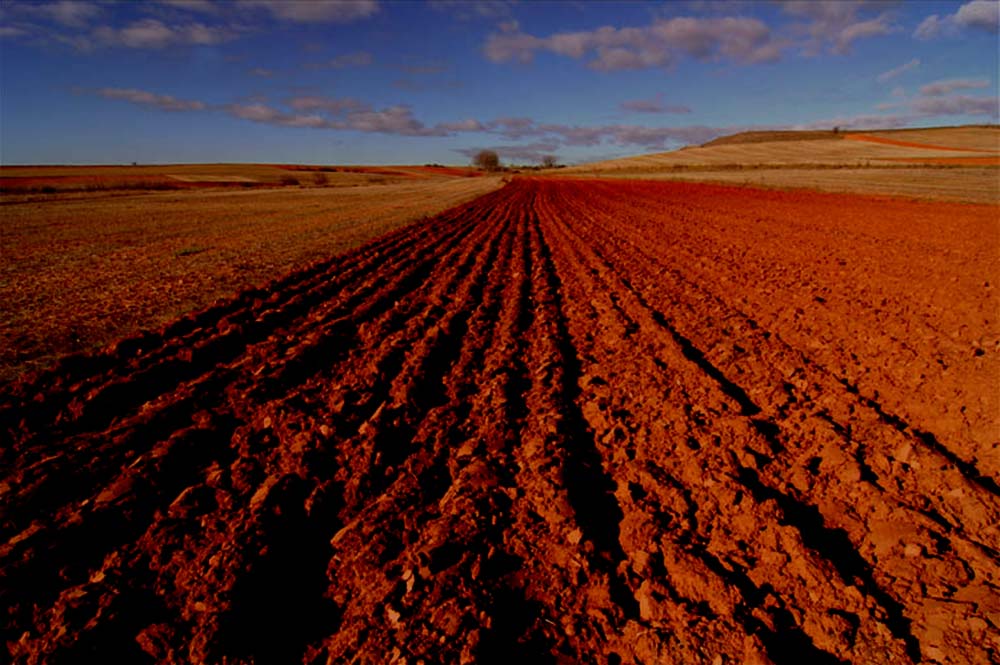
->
left=560, top=126, right=1000, bottom=202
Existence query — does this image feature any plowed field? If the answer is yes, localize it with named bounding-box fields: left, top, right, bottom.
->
left=2, top=179, right=998, bottom=664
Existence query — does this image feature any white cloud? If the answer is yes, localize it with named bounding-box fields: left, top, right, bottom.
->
left=919, top=78, right=990, bottom=96
left=620, top=94, right=692, bottom=114
left=288, top=96, right=368, bottom=114
left=228, top=102, right=329, bottom=127
left=913, top=94, right=999, bottom=117
left=488, top=117, right=546, bottom=139
left=779, top=1, right=898, bottom=55
left=159, top=0, right=219, bottom=13
left=455, top=142, right=561, bottom=164
left=98, top=87, right=207, bottom=111
left=876, top=58, right=919, bottom=83
left=239, top=0, right=378, bottom=23
left=915, top=0, right=999, bottom=39
left=93, top=19, right=234, bottom=49
left=485, top=15, right=783, bottom=70
left=956, top=0, right=1000, bottom=32
left=438, top=118, right=487, bottom=132
left=428, top=0, right=515, bottom=21
left=913, top=15, right=948, bottom=40
left=10, top=1, right=102, bottom=28
left=234, top=96, right=458, bottom=136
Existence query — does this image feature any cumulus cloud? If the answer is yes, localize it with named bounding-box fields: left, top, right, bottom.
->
left=239, top=0, right=379, bottom=23
left=438, top=118, right=488, bottom=132
left=9, top=1, right=102, bottom=28
left=913, top=15, right=949, bottom=40
left=455, top=141, right=561, bottom=164
left=429, top=0, right=514, bottom=21
left=159, top=0, right=219, bottom=13
left=288, top=96, right=368, bottom=114
left=476, top=117, right=758, bottom=150
left=97, top=87, right=207, bottom=111
left=956, top=0, right=1000, bottom=31
left=912, top=94, right=999, bottom=117
left=919, top=78, right=990, bottom=96
left=241, top=96, right=456, bottom=136
left=484, top=117, right=543, bottom=139
left=915, top=0, right=999, bottom=39
left=780, top=0, right=897, bottom=55
left=484, top=15, right=783, bottom=71
left=876, top=58, right=919, bottom=83
left=620, top=94, right=692, bottom=114
left=341, top=105, right=446, bottom=136
left=92, top=19, right=234, bottom=49
left=228, top=102, right=329, bottom=127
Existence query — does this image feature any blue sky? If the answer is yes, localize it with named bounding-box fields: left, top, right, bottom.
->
left=0, top=0, right=997, bottom=165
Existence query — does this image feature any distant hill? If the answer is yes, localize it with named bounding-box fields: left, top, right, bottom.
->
left=564, top=125, right=1000, bottom=172
left=701, top=130, right=843, bottom=147
left=557, top=125, right=1000, bottom=203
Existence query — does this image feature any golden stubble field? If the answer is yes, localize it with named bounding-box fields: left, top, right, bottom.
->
left=561, top=125, right=1000, bottom=203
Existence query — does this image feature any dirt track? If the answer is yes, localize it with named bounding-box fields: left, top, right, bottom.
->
left=2, top=179, right=998, bottom=664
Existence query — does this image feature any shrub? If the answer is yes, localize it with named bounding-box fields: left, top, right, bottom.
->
left=473, top=149, right=500, bottom=171
left=279, top=175, right=300, bottom=186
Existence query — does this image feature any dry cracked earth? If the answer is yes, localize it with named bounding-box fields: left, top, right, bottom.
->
left=2, top=179, right=998, bottom=664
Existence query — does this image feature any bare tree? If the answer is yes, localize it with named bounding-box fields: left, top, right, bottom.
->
left=473, top=149, right=500, bottom=171
left=540, top=155, right=558, bottom=168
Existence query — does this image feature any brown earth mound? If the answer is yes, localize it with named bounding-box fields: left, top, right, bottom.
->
left=1, top=179, right=997, bottom=664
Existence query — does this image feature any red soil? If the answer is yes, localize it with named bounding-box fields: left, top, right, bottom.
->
left=874, top=156, right=1000, bottom=165
left=844, top=134, right=993, bottom=152
left=1, top=179, right=997, bottom=663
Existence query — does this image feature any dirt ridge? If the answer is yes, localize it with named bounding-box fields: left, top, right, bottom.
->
left=2, top=179, right=997, bottom=663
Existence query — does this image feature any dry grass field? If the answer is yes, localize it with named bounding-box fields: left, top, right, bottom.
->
left=561, top=126, right=1000, bottom=203
left=0, top=163, right=483, bottom=196
left=601, top=167, right=999, bottom=203
left=0, top=173, right=502, bottom=383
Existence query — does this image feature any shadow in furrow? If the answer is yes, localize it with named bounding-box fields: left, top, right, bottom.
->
left=1, top=417, right=240, bottom=641
left=531, top=210, right=640, bottom=620
left=351, top=209, right=514, bottom=503
left=37, top=584, right=170, bottom=664
left=476, top=586, right=554, bottom=664
left=217, top=474, right=340, bottom=665
left=838, top=383, right=999, bottom=499
left=0, top=360, right=245, bottom=541
left=644, top=306, right=761, bottom=417
left=693, top=550, right=847, bottom=665
left=5, top=204, right=480, bottom=449
left=736, top=466, right=922, bottom=662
